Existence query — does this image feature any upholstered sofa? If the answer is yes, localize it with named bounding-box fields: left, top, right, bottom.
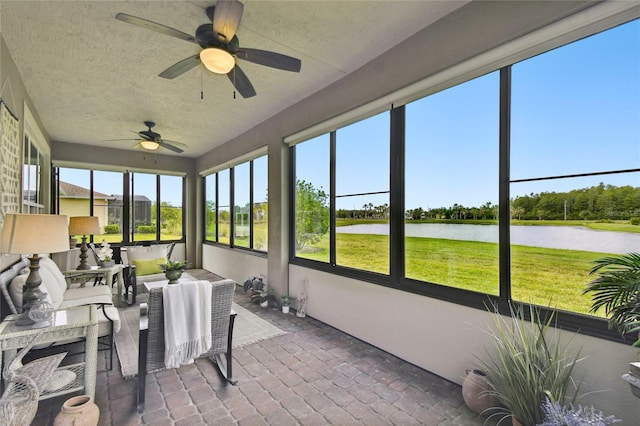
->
left=0, top=256, right=121, bottom=368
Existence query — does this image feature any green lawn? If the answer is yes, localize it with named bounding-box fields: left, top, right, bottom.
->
left=297, top=233, right=607, bottom=316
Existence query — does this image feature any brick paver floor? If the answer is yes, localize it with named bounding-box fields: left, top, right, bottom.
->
left=32, top=278, right=497, bottom=425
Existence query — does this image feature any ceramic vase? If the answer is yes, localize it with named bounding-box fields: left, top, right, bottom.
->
left=54, top=395, right=99, bottom=426
left=462, top=369, right=498, bottom=415
left=165, top=269, right=183, bottom=284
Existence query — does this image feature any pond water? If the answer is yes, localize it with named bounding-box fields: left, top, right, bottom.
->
left=336, top=223, right=640, bottom=254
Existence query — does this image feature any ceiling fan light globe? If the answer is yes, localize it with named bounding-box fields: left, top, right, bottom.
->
left=200, top=48, right=235, bottom=74
left=140, top=141, right=160, bottom=150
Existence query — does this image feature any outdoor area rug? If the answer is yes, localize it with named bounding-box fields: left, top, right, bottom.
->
left=114, top=272, right=287, bottom=378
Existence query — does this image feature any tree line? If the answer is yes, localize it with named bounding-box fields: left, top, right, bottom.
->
left=295, top=181, right=640, bottom=251
left=309, top=181, right=640, bottom=225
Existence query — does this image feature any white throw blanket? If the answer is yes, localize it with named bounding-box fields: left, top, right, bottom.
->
left=163, top=280, right=212, bottom=369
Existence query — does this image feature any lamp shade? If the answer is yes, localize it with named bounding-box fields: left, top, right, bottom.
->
left=68, top=216, right=101, bottom=237
left=200, top=48, right=235, bottom=74
left=1, top=214, right=70, bottom=254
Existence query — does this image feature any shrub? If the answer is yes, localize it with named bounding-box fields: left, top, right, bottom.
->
left=630, top=217, right=640, bottom=226
left=104, top=224, right=120, bottom=234
left=137, top=225, right=156, bottom=233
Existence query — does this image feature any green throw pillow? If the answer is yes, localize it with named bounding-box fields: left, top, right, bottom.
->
left=132, top=257, right=166, bottom=276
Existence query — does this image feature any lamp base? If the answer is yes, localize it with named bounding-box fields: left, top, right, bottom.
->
left=16, top=254, right=48, bottom=326
left=76, top=236, right=91, bottom=270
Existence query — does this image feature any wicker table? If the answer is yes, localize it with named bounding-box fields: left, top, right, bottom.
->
left=0, top=305, right=98, bottom=400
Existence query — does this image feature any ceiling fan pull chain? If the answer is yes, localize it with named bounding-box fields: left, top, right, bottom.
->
left=201, top=70, right=204, bottom=100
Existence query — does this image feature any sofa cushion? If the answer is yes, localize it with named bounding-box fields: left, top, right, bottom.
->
left=9, top=271, right=53, bottom=313
left=59, top=286, right=113, bottom=307
left=38, top=257, right=67, bottom=309
left=126, top=244, right=172, bottom=262
left=132, top=257, right=166, bottom=276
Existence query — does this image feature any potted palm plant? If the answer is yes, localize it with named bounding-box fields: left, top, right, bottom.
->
left=583, top=252, right=640, bottom=398
left=476, top=303, right=583, bottom=426
left=583, top=252, right=640, bottom=343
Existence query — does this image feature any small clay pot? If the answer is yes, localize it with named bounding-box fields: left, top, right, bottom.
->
left=54, top=395, right=99, bottom=426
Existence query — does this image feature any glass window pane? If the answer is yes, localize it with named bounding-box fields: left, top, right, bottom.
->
left=510, top=20, right=640, bottom=315
left=336, top=113, right=390, bottom=274
left=205, top=175, right=217, bottom=241
left=234, top=162, right=250, bottom=248
left=132, top=173, right=157, bottom=243
left=218, top=169, right=231, bottom=245
left=253, top=155, right=268, bottom=252
left=295, top=135, right=330, bottom=262
left=94, top=170, right=121, bottom=244
left=59, top=168, right=91, bottom=240
left=160, top=175, right=183, bottom=241
left=405, top=72, right=500, bottom=294
left=511, top=20, right=640, bottom=180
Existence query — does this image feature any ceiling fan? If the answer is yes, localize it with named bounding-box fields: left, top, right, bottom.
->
left=115, top=0, right=302, bottom=98
left=108, top=121, right=187, bottom=153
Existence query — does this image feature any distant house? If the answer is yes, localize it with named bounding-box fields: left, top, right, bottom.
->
left=58, top=181, right=152, bottom=231
left=58, top=181, right=114, bottom=231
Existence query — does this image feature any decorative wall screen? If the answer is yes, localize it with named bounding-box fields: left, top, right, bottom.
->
left=0, top=100, right=21, bottom=227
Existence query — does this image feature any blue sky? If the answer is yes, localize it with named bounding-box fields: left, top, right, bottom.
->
left=297, top=19, right=639, bottom=211
left=60, top=20, right=639, bottom=213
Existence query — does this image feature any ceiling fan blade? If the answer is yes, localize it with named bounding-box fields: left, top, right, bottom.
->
left=212, top=0, right=244, bottom=42
left=161, top=139, right=188, bottom=148
left=159, top=55, right=201, bottom=79
left=227, top=65, right=256, bottom=98
left=236, top=48, right=301, bottom=72
left=115, top=13, right=198, bottom=44
left=158, top=141, right=185, bottom=154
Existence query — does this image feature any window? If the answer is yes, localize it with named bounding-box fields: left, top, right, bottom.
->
left=336, top=113, right=390, bottom=274
left=160, top=175, right=184, bottom=241
left=294, top=134, right=330, bottom=262
left=290, top=18, right=640, bottom=336
left=22, top=135, right=45, bottom=214
left=510, top=19, right=640, bottom=315
left=205, top=174, right=217, bottom=241
left=405, top=72, right=500, bottom=294
left=56, top=167, right=185, bottom=244
left=253, top=156, right=269, bottom=251
left=234, top=162, right=250, bottom=248
left=94, top=170, right=120, bottom=243
left=204, top=154, right=268, bottom=252
left=217, top=169, right=231, bottom=244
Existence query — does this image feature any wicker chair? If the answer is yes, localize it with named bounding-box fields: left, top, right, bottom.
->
left=137, top=279, right=237, bottom=412
left=0, top=332, right=66, bottom=426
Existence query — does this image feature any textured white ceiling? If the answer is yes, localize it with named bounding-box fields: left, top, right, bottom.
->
left=1, top=1, right=467, bottom=157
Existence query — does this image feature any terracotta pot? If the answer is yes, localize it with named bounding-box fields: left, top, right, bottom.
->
left=512, top=417, right=524, bottom=426
left=462, top=369, right=498, bottom=415
left=54, top=395, right=99, bottom=426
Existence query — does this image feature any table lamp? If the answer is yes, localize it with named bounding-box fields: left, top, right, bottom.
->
left=68, top=216, right=101, bottom=270
left=0, top=214, right=69, bottom=325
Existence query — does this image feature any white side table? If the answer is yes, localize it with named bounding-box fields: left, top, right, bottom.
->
left=63, top=264, right=125, bottom=306
left=0, top=305, right=98, bottom=399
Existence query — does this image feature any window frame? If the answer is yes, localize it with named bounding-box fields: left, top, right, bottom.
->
left=53, top=167, right=186, bottom=245
left=202, top=154, right=269, bottom=255
left=288, top=16, right=640, bottom=345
